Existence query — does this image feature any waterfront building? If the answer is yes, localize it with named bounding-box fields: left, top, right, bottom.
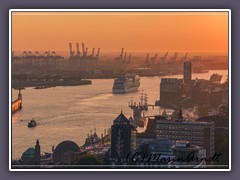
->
left=53, top=140, right=82, bottom=165
left=69, top=42, right=100, bottom=69
left=192, top=79, right=228, bottom=107
left=21, top=140, right=41, bottom=165
left=156, top=110, right=215, bottom=158
left=110, top=112, right=137, bottom=164
left=157, top=78, right=181, bottom=106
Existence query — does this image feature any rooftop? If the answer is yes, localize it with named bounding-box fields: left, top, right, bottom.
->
left=156, top=118, right=214, bottom=125
left=54, top=140, right=80, bottom=153
left=21, top=148, right=35, bottom=158
left=113, top=112, right=129, bottom=123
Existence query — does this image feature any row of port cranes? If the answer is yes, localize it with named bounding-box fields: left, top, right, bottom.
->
left=11, top=42, right=101, bottom=70
left=140, top=51, right=209, bottom=75
left=12, top=50, right=64, bottom=67
left=69, top=42, right=100, bottom=69
left=110, top=48, right=205, bottom=76
left=12, top=42, right=212, bottom=76
left=114, top=48, right=132, bottom=64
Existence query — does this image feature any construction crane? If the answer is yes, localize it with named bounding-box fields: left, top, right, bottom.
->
left=91, top=48, right=95, bottom=57
left=123, top=52, right=127, bottom=63
left=150, top=53, right=158, bottom=62
left=171, top=52, right=178, bottom=62
left=114, top=48, right=124, bottom=61
left=45, top=51, right=49, bottom=57
left=182, top=52, right=188, bottom=62
left=127, top=53, right=132, bottom=64
left=120, top=48, right=124, bottom=60
left=69, top=43, right=74, bottom=58
left=82, top=43, right=87, bottom=57
left=161, top=52, right=168, bottom=63
left=96, top=48, right=100, bottom=60
left=145, top=53, right=150, bottom=66
left=76, top=43, right=81, bottom=57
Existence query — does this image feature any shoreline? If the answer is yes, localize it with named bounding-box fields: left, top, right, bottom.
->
left=12, top=79, right=92, bottom=89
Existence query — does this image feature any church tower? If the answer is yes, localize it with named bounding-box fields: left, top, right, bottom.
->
left=35, top=140, right=41, bottom=165
left=178, top=106, right=183, bottom=120
left=110, top=112, right=131, bottom=161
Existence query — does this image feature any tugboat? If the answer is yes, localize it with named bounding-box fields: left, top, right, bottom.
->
left=28, top=118, right=37, bottom=128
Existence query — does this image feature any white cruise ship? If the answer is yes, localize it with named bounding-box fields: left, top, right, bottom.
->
left=112, top=74, right=140, bottom=93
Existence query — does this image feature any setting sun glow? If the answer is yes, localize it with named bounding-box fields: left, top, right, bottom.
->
left=12, top=11, right=228, bottom=53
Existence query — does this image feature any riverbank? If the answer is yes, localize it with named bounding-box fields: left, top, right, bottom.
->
left=12, top=79, right=92, bottom=89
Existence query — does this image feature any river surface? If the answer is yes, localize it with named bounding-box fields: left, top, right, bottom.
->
left=11, top=70, right=228, bottom=159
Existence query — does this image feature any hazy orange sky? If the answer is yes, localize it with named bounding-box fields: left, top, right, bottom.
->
left=12, top=11, right=229, bottom=53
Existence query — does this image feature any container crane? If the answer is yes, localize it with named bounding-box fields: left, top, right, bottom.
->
left=76, top=43, right=81, bottom=57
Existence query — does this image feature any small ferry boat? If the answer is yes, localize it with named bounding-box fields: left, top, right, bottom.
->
left=28, top=119, right=37, bottom=128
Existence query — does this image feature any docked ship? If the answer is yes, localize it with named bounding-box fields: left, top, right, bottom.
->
left=12, top=87, right=22, bottom=113
left=112, top=74, right=140, bottom=93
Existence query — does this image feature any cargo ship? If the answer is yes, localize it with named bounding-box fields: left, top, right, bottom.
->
left=112, top=74, right=140, bottom=93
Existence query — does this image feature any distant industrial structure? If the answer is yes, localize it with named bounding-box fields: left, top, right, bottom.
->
left=12, top=50, right=64, bottom=68
left=69, top=42, right=100, bottom=69
left=12, top=45, right=217, bottom=81
left=114, top=48, right=132, bottom=64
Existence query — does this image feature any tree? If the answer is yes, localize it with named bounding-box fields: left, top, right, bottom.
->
left=215, top=130, right=229, bottom=166
left=74, top=154, right=102, bottom=165
left=198, top=106, right=209, bottom=117
left=171, top=110, right=178, bottom=119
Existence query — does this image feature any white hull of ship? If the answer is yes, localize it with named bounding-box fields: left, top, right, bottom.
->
left=112, top=86, right=139, bottom=94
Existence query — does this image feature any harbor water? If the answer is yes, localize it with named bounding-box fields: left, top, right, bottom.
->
left=11, top=70, right=228, bottom=159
